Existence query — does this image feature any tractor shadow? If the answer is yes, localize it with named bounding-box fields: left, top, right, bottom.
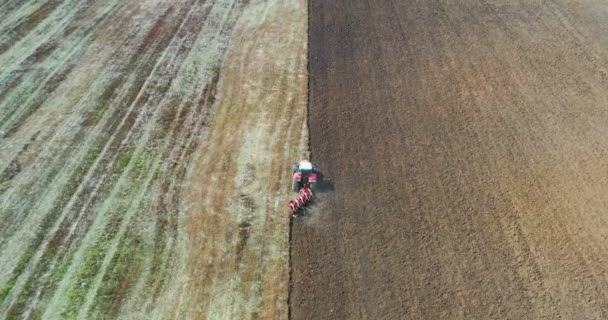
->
left=314, top=176, right=334, bottom=193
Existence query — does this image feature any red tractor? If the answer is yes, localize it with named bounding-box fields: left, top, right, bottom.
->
left=291, top=160, right=319, bottom=192
left=289, top=160, right=320, bottom=217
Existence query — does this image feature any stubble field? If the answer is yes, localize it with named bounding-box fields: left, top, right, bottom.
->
left=0, top=0, right=307, bottom=319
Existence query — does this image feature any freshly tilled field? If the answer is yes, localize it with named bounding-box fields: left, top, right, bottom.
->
left=292, top=0, right=608, bottom=319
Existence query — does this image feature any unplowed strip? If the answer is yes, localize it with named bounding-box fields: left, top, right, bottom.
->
left=171, top=0, right=308, bottom=318
left=292, top=1, right=608, bottom=319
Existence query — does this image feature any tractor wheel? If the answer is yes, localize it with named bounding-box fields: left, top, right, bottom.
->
left=292, top=180, right=299, bottom=192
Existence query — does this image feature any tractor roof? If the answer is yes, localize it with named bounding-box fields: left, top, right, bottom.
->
left=298, top=161, right=313, bottom=170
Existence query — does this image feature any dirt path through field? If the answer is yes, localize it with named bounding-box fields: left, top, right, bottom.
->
left=292, top=0, right=608, bottom=319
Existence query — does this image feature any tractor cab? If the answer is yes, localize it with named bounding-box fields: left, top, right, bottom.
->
left=297, top=161, right=313, bottom=175
left=292, top=160, right=319, bottom=191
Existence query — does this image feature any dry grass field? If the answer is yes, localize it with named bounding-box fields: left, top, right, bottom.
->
left=0, top=0, right=307, bottom=318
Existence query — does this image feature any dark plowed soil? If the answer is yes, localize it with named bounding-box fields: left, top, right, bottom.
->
left=291, top=1, right=608, bottom=319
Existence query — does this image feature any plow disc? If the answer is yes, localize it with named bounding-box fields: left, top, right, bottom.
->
left=289, top=186, right=314, bottom=217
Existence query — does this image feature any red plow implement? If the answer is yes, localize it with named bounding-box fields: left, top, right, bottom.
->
left=289, top=186, right=313, bottom=217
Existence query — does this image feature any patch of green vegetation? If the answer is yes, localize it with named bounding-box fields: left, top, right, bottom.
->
left=131, top=148, right=156, bottom=179
left=58, top=197, right=131, bottom=319
left=146, top=233, right=172, bottom=305
left=47, top=257, right=71, bottom=287
left=0, top=246, right=36, bottom=304
left=88, top=232, right=145, bottom=319
left=112, top=147, right=135, bottom=175
left=61, top=142, right=104, bottom=200
left=0, top=141, right=105, bottom=314
left=0, top=278, right=16, bottom=305
left=3, top=143, right=160, bottom=318
left=157, top=82, right=171, bottom=95
left=5, top=243, right=77, bottom=319
left=6, top=272, right=35, bottom=320
left=58, top=147, right=158, bottom=318
left=60, top=240, right=110, bottom=319
left=10, top=247, right=75, bottom=319
left=1, top=140, right=126, bottom=318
